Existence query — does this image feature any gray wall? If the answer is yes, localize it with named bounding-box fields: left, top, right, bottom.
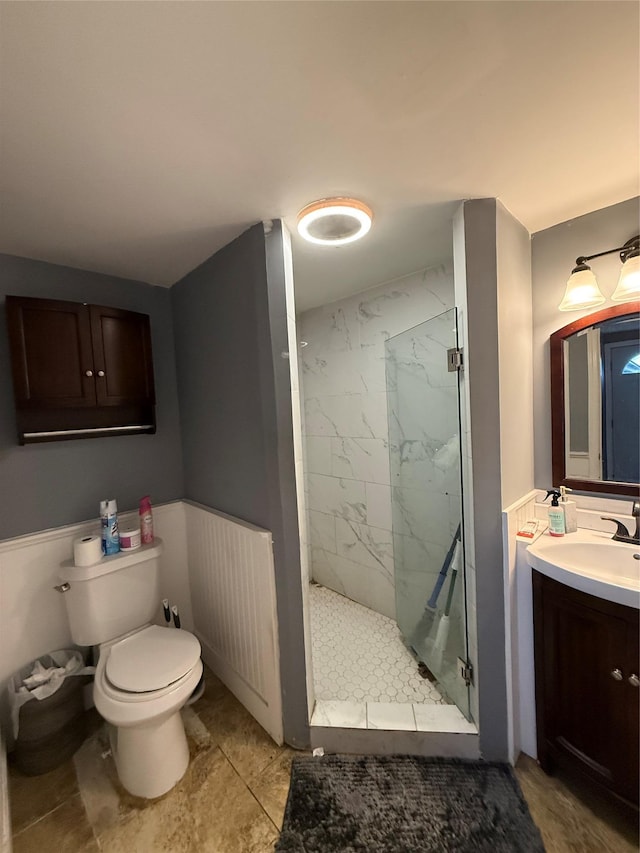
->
left=455, top=199, right=507, bottom=760
left=532, top=196, right=640, bottom=490
left=454, top=199, right=532, bottom=761
left=171, top=225, right=272, bottom=520
left=496, top=201, right=534, bottom=508
left=0, top=254, right=184, bottom=538
left=172, top=223, right=309, bottom=747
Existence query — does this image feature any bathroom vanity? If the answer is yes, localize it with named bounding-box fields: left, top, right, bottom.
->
left=531, top=298, right=640, bottom=809
left=532, top=569, right=639, bottom=809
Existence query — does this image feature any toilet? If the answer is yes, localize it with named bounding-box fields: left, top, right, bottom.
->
left=57, top=539, right=202, bottom=798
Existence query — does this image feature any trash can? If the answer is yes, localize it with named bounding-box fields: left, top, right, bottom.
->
left=8, top=650, right=94, bottom=776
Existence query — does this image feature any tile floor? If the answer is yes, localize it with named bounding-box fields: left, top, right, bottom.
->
left=9, top=666, right=301, bottom=853
left=309, top=583, right=475, bottom=734
left=515, top=754, right=638, bottom=853
left=309, top=583, right=446, bottom=704
left=8, top=666, right=639, bottom=852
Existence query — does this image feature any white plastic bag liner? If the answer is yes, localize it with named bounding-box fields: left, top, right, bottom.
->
left=8, top=649, right=95, bottom=739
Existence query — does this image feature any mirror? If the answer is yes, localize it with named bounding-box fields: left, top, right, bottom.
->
left=551, top=301, right=640, bottom=496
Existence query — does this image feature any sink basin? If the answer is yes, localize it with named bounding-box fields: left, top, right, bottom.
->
left=526, top=528, right=640, bottom=609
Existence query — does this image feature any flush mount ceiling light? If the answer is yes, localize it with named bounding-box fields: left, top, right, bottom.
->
left=559, top=234, right=640, bottom=311
left=297, top=198, right=373, bottom=246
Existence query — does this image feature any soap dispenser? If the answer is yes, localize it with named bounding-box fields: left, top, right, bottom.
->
left=545, top=489, right=565, bottom=537
left=560, top=485, right=578, bottom=533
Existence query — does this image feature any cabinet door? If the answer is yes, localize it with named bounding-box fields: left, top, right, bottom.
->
left=622, top=613, right=640, bottom=801
left=6, top=296, right=96, bottom=408
left=533, top=573, right=632, bottom=799
left=89, top=306, right=155, bottom=407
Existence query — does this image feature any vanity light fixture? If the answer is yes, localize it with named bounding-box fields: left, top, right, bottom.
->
left=611, top=241, right=640, bottom=302
left=297, top=197, right=373, bottom=246
left=559, top=234, right=640, bottom=311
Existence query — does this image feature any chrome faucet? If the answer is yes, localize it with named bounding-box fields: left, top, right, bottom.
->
left=601, top=500, right=640, bottom=545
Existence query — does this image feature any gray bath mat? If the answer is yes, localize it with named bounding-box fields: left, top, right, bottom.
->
left=276, top=755, right=545, bottom=852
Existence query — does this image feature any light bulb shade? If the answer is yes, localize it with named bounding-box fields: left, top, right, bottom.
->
left=297, top=198, right=373, bottom=246
left=610, top=253, right=640, bottom=303
left=558, top=265, right=606, bottom=311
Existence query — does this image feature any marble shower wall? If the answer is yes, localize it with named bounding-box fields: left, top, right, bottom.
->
left=299, top=264, right=454, bottom=619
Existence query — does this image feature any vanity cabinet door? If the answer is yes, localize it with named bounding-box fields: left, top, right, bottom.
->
left=622, top=618, right=640, bottom=800
left=533, top=571, right=638, bottom=806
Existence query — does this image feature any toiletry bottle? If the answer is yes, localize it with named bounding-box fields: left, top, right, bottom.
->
left=545, top=489, right=565, bottom=537
left=139, top=496, right=154, bottom=544
left=101, top=498, right=120, bottom=555
left=559, top=485, right=578, bottom=533
left=99, top=500, right=107, bottom=553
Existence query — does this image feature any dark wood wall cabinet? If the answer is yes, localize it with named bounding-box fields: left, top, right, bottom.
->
left=533, top=570, right=639, bottom=811
left=6, top=296, right=156, bottom=443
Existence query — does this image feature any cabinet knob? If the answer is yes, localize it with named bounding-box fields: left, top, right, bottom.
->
left=611, top=668, right=624, bottom=681
left=97, top=370, right=105, bottom=377
left=629, top=674, right=639, bottom=688
left=85, top=370, right=93, bottom=377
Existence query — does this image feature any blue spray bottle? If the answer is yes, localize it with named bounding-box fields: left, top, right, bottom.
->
left=100, top=499, right=120, bottom=555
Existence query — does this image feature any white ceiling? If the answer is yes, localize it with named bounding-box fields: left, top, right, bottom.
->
left=0, top=2, right=638, bottom=312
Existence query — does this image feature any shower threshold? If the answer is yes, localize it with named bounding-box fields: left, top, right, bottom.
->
left=310, top=698, right=475, bottom=734
left=309, top=701, right=478, bottom=758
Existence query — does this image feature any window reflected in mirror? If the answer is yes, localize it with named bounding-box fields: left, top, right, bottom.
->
left=564, top=315, right=639, bottom=483
left=551, top=302, right=640, bottom=496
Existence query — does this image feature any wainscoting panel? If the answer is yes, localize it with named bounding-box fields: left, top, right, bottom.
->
left=184, top=501, right=283, bottom=744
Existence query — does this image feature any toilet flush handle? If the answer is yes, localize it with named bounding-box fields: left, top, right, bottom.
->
left=54, top=582, right=70, bottom=593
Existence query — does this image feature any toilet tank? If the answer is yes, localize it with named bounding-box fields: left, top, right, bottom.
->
left=58, top=541, right=163, bottom=646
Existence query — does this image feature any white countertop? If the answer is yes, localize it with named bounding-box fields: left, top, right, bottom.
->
left=525, top=528, right=640, bottom=609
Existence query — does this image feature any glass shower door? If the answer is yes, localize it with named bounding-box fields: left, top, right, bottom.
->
left=385, top=308, right=470, bottom=719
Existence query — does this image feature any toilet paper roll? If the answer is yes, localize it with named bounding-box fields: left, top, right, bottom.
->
left=73, top=535, right=103, bottom=567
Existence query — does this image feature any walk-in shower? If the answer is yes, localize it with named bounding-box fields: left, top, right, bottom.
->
left=300, top=265, right=471, bottom=725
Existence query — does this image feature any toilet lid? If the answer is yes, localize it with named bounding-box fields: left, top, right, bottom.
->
left=106, top=625, right=201, bottom=693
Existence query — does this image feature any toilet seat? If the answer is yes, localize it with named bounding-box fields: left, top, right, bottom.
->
left=106, top=625, right=201, bottom=693
left=94, top=632, right=203, bottom=726
left=101, top=659, right=198, bottom=704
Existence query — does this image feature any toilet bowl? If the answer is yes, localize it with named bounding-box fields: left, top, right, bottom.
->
left=57, top=539, right=203, bottom=799
left=94, top=625, right=202, bottom=798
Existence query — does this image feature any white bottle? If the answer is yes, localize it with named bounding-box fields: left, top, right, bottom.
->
left=545, top=489, right=565, bottom=537
left=560, top=486, right=578, bottom=533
